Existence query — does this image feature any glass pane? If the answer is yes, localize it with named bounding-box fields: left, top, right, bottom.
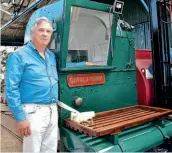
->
left=48, top=32, right=56, bottom=51
left=67, top=6, right=113, bottom=68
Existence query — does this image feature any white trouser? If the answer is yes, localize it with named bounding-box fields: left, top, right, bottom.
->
left=22, top=103, right=58, bottom=153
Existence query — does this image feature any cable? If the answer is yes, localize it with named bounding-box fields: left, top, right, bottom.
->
left=108, top=5, right=125, bottom=59
left=109, top=6, right=114, bottom=58
left=119, top=14, right=135, bottom=69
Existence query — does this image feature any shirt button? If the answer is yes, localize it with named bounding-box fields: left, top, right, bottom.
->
left=52, top=98, right=56, bottom=102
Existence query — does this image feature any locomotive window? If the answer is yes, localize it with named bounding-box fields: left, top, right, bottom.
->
left=48, top=32, right=56, bottom=52
left=67, top=50, right=88, bottom=63
left=67, top=7, right=113, bottom=67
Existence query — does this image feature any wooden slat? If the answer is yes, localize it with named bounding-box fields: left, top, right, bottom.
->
left=91, top=111, right=155, bottom=128
left=93, top=109, right=153, bottom=124
left=65, top=105, right=172, bottom=137
left=65, top=119, right=97, bottom=136
left=94, top=108, right=151, bottom=121
left=92, top=110, right=153, bottom=125
left=137, top=105, right=171, bottom=112
left=95, top=105, right=139, bottom=117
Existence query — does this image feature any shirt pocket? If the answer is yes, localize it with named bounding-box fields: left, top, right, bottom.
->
left=49, top=64, right=58, bottom=80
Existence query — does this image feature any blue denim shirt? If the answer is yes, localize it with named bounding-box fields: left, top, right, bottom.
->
left=5, top=42, right=58, bottom=122
left=66, top=61, right=86, bottom=67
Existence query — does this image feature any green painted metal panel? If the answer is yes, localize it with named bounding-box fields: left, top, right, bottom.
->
left=155, top=119, right=172, bottom=138
left=118, top=124, right=164, bottom=152
left=113, top=36, right=135, bottom=69
left=59, top=70, right=137, bottom=122
left=61, top=120, right=172, bottom=152
left=62, top=127, right=122, bottom=152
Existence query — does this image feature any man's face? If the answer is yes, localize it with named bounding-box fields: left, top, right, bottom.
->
left=31, top=21, right=53, bottom=47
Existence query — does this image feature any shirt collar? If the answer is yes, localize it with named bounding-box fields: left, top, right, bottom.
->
left=26, top=41, right=51, bottom=62
left=27, top=41, right=49, bottom=54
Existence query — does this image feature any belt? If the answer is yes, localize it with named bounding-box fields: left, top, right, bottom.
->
left=38, top=103, right=57, bottom=107
left=23, top=103, right=57, bottom=107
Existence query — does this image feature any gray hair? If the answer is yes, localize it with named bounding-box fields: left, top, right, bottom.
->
left=30, top=17, right=53, bottom=33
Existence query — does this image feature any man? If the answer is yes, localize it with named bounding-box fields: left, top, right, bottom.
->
left=5, top=17, right=58, bottom=153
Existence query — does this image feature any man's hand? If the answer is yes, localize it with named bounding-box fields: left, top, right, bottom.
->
left=16, top=119, right=31, bottom=137
left=86, top=62, right=94, bottom=66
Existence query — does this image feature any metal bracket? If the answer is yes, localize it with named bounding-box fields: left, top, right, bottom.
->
left=1, top=0, right=45, bottom=31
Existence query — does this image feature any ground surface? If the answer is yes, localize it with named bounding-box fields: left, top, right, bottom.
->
left=0, top=103, right=23, bottom=152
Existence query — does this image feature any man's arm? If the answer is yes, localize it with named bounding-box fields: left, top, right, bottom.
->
left=5, top=53, right=26, bottom=122
left=66, top=61, right=94, bottom=68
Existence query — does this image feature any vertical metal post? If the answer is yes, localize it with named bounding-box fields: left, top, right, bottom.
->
left=161, top=0, right=171, bottom=107
left=149, top=0, right=164, bottom=107
left=149, top=0, right=172, bottom=108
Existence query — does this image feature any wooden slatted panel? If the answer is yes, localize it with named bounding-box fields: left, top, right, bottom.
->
left=65, top=105, right=172, bottom=137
